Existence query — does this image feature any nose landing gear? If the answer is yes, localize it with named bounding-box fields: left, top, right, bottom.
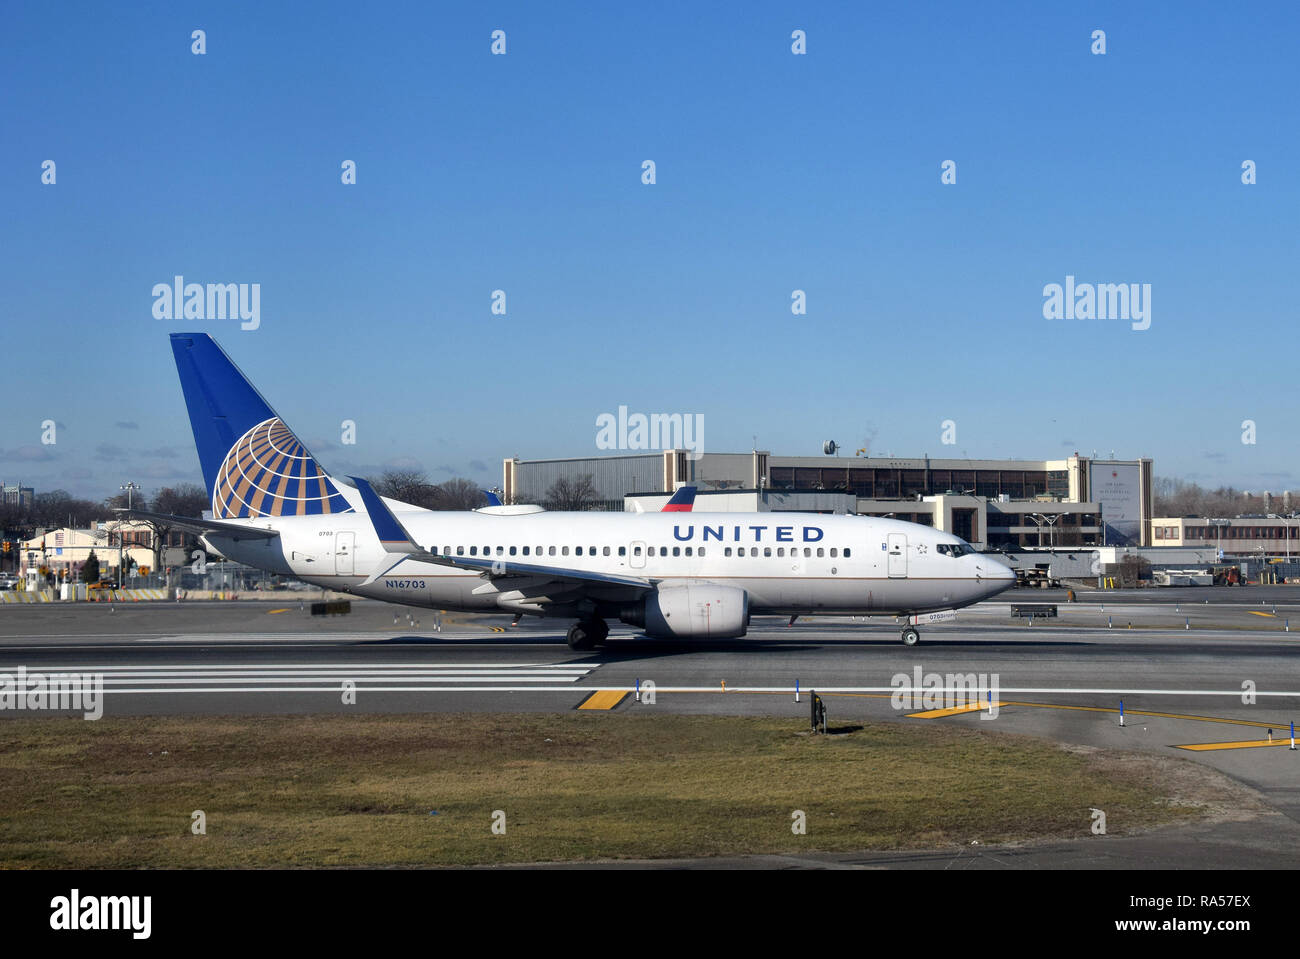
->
left=901, top=626, right=920, bottom=646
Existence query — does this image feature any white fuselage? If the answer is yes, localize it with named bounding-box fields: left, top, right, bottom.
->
left=202, top=493, right=1016, bottom=619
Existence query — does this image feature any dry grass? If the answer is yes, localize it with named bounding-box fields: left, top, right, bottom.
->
left=0, top=713, right=1216, bottom=867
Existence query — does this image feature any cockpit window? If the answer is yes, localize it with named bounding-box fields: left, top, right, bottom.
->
left=937, top=542, right=974, bottom=558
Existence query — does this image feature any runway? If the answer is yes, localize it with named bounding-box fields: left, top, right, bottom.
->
left=3, top=591, right=1299, bottom=867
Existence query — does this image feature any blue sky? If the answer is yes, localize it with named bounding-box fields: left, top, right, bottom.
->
left=2, top=1, right=1297, bottom=502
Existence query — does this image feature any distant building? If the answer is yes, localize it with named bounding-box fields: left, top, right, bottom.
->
left=508, top=451, right=1152, bottom=547
left=19, top=521, right=189, bottom=580
left=1153, top=516, right=1300, bottom=558
left=1, top=481, right=34, bottom=510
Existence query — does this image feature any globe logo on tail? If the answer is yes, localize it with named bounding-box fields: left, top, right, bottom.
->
left=212, top=417, right=351, bottom=518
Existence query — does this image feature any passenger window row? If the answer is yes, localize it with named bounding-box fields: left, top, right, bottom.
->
left=443, top=545, right=623, bottom=557
left=437, top=545, right=851, bottom=560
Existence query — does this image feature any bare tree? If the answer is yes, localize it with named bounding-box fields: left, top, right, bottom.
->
left=1154, top=477, right=1284, bottom=518
left=141, top=483, right=208, bottom=573
left=1117, top=554, right=1151, bottom=587
left=31, top=491, right=99, bottom=530
left=103, top=490, right=151, bottom=513
left=544, top=475, right=598, bottom=511
left=433, top=478, right=488, bottom=511
left=370, top=469, right=441, bottom=510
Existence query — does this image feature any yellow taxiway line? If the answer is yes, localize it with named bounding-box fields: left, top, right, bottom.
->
left=1176, top=738, right=1296, bottom=751
left=640, top=689, right=1292, bottom=740
left=907, top=701, right=1006, bottom=718
left=577, top=690, right=628, bottom=710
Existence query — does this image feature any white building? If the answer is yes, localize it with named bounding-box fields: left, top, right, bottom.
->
left=20, top=521, right=186, bottom=582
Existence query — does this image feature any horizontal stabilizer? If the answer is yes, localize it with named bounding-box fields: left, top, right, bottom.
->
left=112, top=508, right=280, bottom=541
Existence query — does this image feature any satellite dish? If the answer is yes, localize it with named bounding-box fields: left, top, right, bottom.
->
left=823, top=440, right=838, bottom=455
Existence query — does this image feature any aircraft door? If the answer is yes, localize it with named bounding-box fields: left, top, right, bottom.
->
left=630, top=541, right=646, bottom=569
left=887, top=533, right=907, bottom=578
left=335, top=531, right=355, bottom=575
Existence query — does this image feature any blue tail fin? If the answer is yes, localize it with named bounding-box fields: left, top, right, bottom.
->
left=170, top=333, right=352, bottom=519
left=661, top=485, right=697, bottom=512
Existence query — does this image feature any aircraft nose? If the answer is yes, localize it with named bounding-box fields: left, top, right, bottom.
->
left=976, top=557, right=1016, bottom=596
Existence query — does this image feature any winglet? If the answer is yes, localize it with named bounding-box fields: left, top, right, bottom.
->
left=481, top=489, right=503, bottom=507
left=661, top=485, right=697, bottom=512
left=350, top=476, right=421, bottom=553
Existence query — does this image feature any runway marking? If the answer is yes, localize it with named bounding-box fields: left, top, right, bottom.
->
left=685, top=686, right=1300, bottom=698
left=1248, top=611, right=1276, bottom=618
left=880, top=695, right=1291, bottom=732
left=7, top=673, right=1295, bottom=701
left=1175, top=738, right=1295, bottom=751
left=634, top=689, right=1294, bottom=734
left=0, top=662, right=588, bottom=670
left=0, top=662, right=600, bottom=695
left=267, top=608, right=291, bottom=614
left=577, top=690, right=628, bottom=710
left=907, top=701, right=1005, bottom=718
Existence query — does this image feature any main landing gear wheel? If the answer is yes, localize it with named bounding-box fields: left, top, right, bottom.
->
left=567, top=619, right=609, bottom=651
left=901, top=626, right=921, bottom=646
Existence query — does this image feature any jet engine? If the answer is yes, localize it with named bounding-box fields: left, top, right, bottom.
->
left=619, top=584, right=749, bottom=639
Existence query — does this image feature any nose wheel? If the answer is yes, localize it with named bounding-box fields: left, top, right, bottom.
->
left=901, top=626, right=921, bottom=646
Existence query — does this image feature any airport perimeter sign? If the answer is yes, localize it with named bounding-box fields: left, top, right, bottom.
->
left=1090, top=462, right=1141, bottom=546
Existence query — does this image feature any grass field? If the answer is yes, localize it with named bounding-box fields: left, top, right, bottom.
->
left=0, top=713, right=1231, bottom=867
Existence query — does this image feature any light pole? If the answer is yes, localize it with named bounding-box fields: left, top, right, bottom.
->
left=1208, top=518, right=1230, bottom=562
left=1029, top=512, right=1061, bottom=549
left=117, top=482, right=140, bottom=588
left=120, top=481, right=140, bottom=510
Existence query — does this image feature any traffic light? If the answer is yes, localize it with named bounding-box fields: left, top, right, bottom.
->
left=1, top=541, right=10, bottom=552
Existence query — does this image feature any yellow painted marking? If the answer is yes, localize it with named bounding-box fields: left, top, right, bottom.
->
left=908, top=701, right=1006, bottom=718
left=267, top=608, right=290, bottom=614
left=1176, top=738, right=1294, bottom=751
left=489, top=626, right=506, bottom=633
left=658, top=690, right=1291, bottom=734
left=578, top=690, right=628, bottom=710
left=1248, top=610, right=1276, bottom=618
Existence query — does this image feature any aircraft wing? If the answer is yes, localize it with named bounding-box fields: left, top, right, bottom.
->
left=350, top=476, right=653, bottom=593
left=419, top=552, right=652, bottom=590
left=113, top=508, right=280, bottom=541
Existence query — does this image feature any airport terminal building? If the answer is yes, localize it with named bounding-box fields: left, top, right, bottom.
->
left=503, top=451, right=1155, bottom=549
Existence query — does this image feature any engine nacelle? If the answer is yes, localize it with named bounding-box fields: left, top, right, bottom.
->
left=620, top=584, right=749, bottom=639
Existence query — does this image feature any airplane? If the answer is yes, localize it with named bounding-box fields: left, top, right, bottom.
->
left=126, top=333, right=1016, bottom=650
